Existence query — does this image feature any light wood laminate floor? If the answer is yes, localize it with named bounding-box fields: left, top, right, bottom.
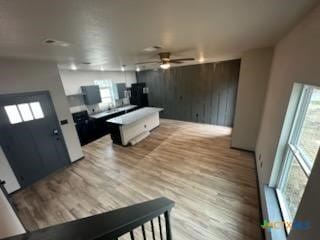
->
left=12, top=119, right=261, bottom=240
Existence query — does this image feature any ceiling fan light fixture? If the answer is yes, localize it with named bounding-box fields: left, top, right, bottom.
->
left=71, top=64, right=77, bottom=71
left=160, top=63, right=170, bottom=69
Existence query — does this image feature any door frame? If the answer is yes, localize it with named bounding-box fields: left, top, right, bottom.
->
left=0, top=90, right=71, bottom=187
left=0, top=179, right=26, bottom=231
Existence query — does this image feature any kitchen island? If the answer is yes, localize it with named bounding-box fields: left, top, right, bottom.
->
left=107, top=107, right=163, bottom=146
left=72, top=105, right=138, bottom=146
left=89, top=105, right=137, bottom=119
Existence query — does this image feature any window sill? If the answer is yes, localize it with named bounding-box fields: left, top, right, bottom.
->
left=264, top=185, right=287, bottom=240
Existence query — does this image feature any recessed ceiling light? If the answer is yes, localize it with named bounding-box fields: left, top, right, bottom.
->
left=136, top=67, right=140, bottom=72
left=44, top=39, right=71, bottom=47
left=71, top=64, right=77, bottom=71
left=199, top=57, right=205, bottom=63
left=100, top=66, right=105, bottom=71
left=121, top=65, right=126, bottom=72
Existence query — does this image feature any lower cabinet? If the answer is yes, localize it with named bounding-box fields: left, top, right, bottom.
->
left=75, top=120, right=98, bottom=146
left=120, top=112, right=160, bottom=145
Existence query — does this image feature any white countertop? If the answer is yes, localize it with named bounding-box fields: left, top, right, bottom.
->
left=89, top=105, right=137, bottom=119
left=107, top=107, right=163, bottom=125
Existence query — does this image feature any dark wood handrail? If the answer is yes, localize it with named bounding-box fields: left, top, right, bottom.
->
left=2, top=197, right=175, bottom=240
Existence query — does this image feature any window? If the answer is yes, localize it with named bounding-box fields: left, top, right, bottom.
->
left=94, top=80, right=114, bottom=106
left=18, top=103, right=34, bottom=122
left=30, top=102, right=44, bottom=119
left=4, top=101, right=45, bottom=124
left=276, top=86, right=320, bottom=229
left=4, top=105, right=23, bottom=124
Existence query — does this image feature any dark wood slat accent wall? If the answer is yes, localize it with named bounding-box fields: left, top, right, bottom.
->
left=136, top=59, right=240, bottom=126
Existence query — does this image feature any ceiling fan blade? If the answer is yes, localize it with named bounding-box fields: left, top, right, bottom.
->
left=169, top=61, right=183, bottom=64
left=169, top=58, right=195, bottom=62
left=135, top=60, right=161, bottom=65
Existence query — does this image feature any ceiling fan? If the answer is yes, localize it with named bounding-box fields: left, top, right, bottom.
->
left=136, top=52, right=195, bottom=69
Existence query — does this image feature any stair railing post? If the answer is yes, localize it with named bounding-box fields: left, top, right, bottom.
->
left=164, top=210, right=172, bottom=240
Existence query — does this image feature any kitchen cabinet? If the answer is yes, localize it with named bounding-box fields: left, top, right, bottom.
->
left=81, top=85, right=102, bottom=105
left=117, top=83, right=126, bottom=99
left=112, top=83, right=127, bottom=100
left=72, top=111, right=97, bottom=146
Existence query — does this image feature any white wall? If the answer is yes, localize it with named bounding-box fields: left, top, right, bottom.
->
left=232, top=47, right=273, bottom=151
left=0, top=190, right=25, bottom=238
left=255, top=4, right=320, bottom=238
left=59, top=70, right=136, bottom=113
left=59, top=70, right=136, bottom=95
left=0, top=58, right=84, bottom=192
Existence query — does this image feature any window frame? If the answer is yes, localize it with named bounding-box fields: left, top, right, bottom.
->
left=94, top=80, right=115, bottom=107
left=276, top=85, right=318, bottom=230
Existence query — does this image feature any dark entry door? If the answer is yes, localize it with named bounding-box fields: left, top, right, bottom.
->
left=0, top=91, right=70, bottom=187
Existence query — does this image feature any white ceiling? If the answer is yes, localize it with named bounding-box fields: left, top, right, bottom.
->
left=0, top=0, right=318, bottom=71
